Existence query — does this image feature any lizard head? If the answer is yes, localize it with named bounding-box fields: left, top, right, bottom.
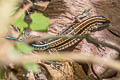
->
left=89, top=16, right=110, bottom=32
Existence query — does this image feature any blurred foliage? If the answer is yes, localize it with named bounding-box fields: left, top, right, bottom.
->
left=16, top=42, right=34, bottom=54
left=12, top=13, right=50, bottom=36
left=0, top=69, right=4, bottom=79
left=0, top=0, right=51, bottom=79
left=12, top=13, right=28, bottom=36
left=23, top=63, right=39, bottom=73
left=12, top=13, right=28, bottom=29
left=30, top=13, right=50, bottom=32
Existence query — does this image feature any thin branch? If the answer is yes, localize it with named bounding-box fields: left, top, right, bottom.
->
left=11, top=2, right=33, bottom=23
left=2, top=52, right=120, bottom=71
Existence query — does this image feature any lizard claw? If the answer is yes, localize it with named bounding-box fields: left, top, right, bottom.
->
left=96, top=39, right=106, bottom=52
left=50, top=61, right=62, bottom=69
left=50, top=62, right=66, bottom=75
left=97, top=44, right=106, bottom=52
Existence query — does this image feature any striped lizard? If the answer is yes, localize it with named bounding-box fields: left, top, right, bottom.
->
left=31, top=13, right=110, bottom=79
left=32, top=16, right=110, bottom=51
left=6, top=9, right=110, bottom=79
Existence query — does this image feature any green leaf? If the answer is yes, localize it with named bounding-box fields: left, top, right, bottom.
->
left=30, top=13, right=50, bottom=32
left=12, top=13, right=28, bottom=29
left=19, top=27, right=24, bottom=37
left=23, top=63, right=39, bottom=73
left=16, top=42, right=34, bottom=53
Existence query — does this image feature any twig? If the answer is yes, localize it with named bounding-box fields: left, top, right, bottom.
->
left=11, top=2, right=33, bottom=23
left=2, top=52, right=120, bottom=71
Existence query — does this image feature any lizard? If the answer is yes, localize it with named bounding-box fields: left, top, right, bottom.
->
left=6, top=9, right=110, bottom=79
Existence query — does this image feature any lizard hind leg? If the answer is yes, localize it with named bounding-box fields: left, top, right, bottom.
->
left=75, top=8, right=92, bottom=21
